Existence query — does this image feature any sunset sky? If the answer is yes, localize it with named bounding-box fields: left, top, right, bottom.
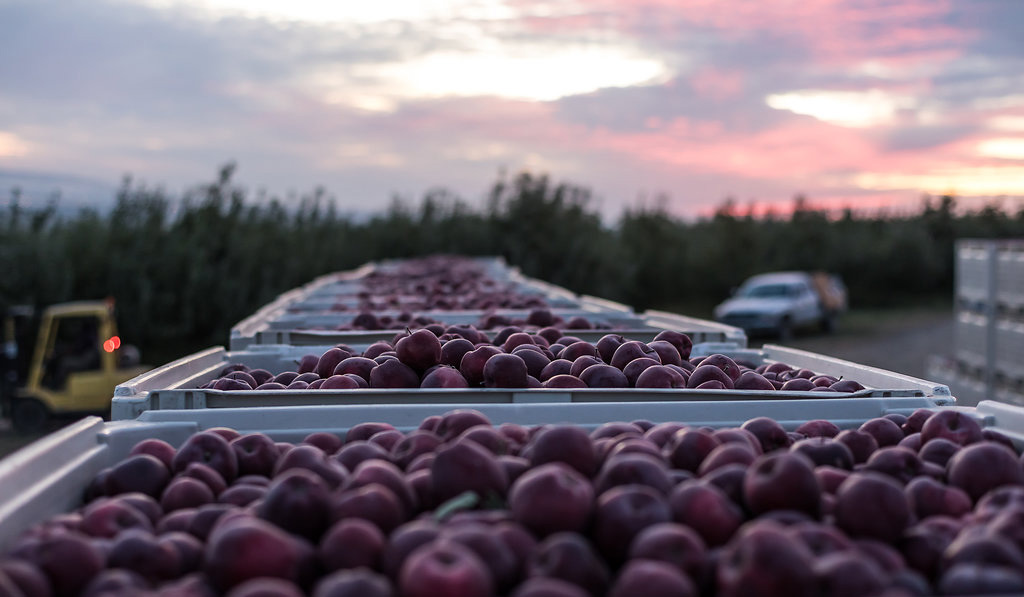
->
left=1, top=0, right=1023, bottom=219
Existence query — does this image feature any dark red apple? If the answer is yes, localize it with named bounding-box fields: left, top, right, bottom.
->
left=256, top=468, right=331, bottom=542
left=103, top=454, right=172, bottom=498
left=172, top=431, right=239, bottom=483
left=315, top=348, right=351, bottom=379
left=569, top=356, right=603, bottom=378
left=686, top=365, right=734, bottom=389
left=743, top=452, right=820, bottom=517
left=862, top=446, right=923, bottom=485
left=274, top=444, right=349, bottom=489
left=905, top=476, right=971, bottom=520
left=329, top=483, right=406, bottom=534
left=834, top=429, right=879, bottom=464
left=834, top=472, right=911, bottom=543
left=510, top=577, right=588, bottom=597
left=390, top=431, right=443, bottom=470
left=333, top=357, right=377, bottom=383
left=592, top=484, right=672, bottom=563
left=716, top=522, right=816, bottom=597
left=160, top=477, right=215, bottom=512
left=740, top=417, right=790, bottom=453
left=654, top=330, right=693, bottom=360
left=539, top=359, right=573, bottom=381
left=430, top=439, right=509, bottom=502
left=622, top=358, right=660, bottom=386
left=460, top=346, right=503, bottom=386
left=204, top=516, right=316, bottom=591
left=370, top=359, right=420, bottom=388
left=594, top=453, right=672, bottom=495
left=947, top=441, right=1024, bottom=502
left=663, top=428, right=720, bottom=472
left=790, top=419, right=839, bottom=438
left=635, top=365, right=686, bottom=388
left=526, top=532, right=610, bottom=597
left=559, top=342, right=597, bottom=362
left=542, top=375, right=588, bottom=388
left=229, top=434, right=280, bottom=478
left=346, top=459, right=418, bottom=515
left=596, top=334, right=627, bottom=363
left=921, top=410, right=983, bottom=447
left=790, top=438, right=854, bottom=470
left=381, top=519, right=442, bottom=579
left=580, top=364, right=629, bottom=388
left=319, top=517, right=385, bottom=572
left=610, top=341, right=660, bottom=370
left=526, top=425, right=597, bottom=477
left=398, top=540, right=493, bottom=597
left=129, top=438, right=176, bottom=471
left=435, top=410, right=492, bottom=441
left=629, top=522, right=707, bottom=580
left=697, top=443, right=757, bottom=476
left=483, top=353, right=529, bottom=388
left=608, top=559, right=697, bottom=597
left=312, top=568, right=395, bottom=597
left=420, top=366, right=470, bottom=388
left=813, top=551, right=888, bottom=597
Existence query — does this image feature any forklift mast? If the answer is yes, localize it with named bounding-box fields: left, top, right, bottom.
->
left=1, top=305, right=35, bottom=417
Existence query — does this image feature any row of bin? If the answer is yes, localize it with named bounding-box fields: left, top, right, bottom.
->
left=0, top=253, right=1008, bottom=559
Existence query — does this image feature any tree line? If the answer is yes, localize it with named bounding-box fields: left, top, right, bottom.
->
left=2, top=164, right=1021, bottom=363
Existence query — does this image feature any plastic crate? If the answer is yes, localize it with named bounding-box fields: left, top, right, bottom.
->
left=2, top=398, right=1022, bottom=553
left=230, top=274, right=600, bottom=349
left=954, top=311, right=989, bottom=370
left=110, top=343, right=954, bottom=421
left=955, top=241, right=993, bottom=306
left=229, top=309, right=747, bottom=351
left=263, top=259, right=581, bottom=314
left=995, top=318, right=1024, bottom=381
left=997, top=245, right=1024, bottom=310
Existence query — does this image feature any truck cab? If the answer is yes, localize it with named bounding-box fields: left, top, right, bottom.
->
left=712, top=271, right=847, bottom=340
left=1, top=300, right=148, bottom=433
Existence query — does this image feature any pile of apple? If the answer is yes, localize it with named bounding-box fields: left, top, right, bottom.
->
left=3, top=407, right=1024, bottom=596
left=204, top=327, right=867, bottom=393
left=332, top=308, right=611, bottom=333
left=300, top=256, right=556, bottom=313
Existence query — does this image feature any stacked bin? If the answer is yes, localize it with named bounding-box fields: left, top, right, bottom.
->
left=229, top=257, right=746, bottom=351
left=931, top=239, right=1024, bottom=405
left=110, top=254, right=956, bottom=421
left=6, top=254, right=1016, bottom=597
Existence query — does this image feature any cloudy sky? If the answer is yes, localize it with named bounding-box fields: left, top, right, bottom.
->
left=1, top=0, right=1023, bottom=218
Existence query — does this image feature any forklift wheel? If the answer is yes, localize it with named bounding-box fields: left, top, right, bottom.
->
left=11, top=399, right=49, bottom=434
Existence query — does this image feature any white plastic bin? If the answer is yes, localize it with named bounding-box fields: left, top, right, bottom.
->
left=110, top=344, right=954, bottom=421
left=1, top=398, right=1022, bottom=553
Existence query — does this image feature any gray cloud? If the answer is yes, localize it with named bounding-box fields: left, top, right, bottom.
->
left=1, top=0, right=1021, bottom=216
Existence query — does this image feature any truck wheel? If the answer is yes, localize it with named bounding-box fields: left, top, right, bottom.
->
left=821, top=312, right=837, bottom=334
left=11, top=399, right=49, bottom=434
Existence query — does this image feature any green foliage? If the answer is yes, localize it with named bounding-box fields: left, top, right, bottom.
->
left=1, top=165, right=1019, bottom=363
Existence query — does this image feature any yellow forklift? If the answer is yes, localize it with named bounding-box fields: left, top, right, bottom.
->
left=1, top=299, right=149, bottom=433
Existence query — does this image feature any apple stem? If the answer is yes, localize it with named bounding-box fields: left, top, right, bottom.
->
left=433, top=490, right=480, bottom=521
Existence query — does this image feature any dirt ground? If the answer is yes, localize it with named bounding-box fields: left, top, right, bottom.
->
left=777, top=305, right=954, bottom=381
left=0, top=305, right=956, bottom=460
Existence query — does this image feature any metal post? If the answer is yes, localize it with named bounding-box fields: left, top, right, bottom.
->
left=985, top=241, right=998, bottom=400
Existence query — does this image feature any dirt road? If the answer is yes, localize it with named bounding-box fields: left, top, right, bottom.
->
left=780, top=306, right=954, bottom=381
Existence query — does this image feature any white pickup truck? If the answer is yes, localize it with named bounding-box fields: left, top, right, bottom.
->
left=712, top=271, right=848, bottom=340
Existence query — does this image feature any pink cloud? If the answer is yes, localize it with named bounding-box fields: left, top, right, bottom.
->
left=583, top=118, right=879, bottom=179
left=509, top=0, right=971, bottom=70
left=689, top=67, right=744, bottom=100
